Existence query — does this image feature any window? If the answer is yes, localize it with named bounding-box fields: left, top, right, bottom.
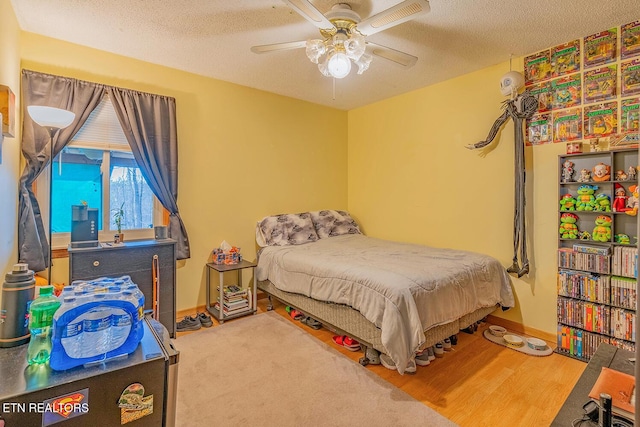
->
left=38, top=96, right=163, bottom=249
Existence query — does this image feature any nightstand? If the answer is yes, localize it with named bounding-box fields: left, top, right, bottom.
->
left=205, top=260, right=257, bottom=323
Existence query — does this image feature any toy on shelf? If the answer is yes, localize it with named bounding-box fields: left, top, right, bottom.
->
left=561, top=160, right=575, bottom=182
left=559, top=213, right=580, bottom=239
left=578, top=231, right=591, bottom=240
left=576, top=184, right=598, bottom=211
left=625, top=184, right=639, bottom=216
left=576, top=169, right=592, bottom=182
left=615, top=170, right=628, bottom=181
left=612, top=183, right=628, bottom=212
left=629, top=166, right=638, bottom=182
left=593, top=193, right=611, bottom=212
left=592, top=215, right=612, bottom=242
left=614, top=233, right=631, bottom=244
left=592, top=163, right=611, bottom=181
left=559, top=194, right=576, bottom=211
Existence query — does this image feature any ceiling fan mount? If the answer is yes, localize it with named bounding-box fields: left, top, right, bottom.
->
left=251, top=0, right=430, bottom=79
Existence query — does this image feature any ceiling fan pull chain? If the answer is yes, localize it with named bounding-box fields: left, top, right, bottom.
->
left=332, top=77, right=336, bottom=100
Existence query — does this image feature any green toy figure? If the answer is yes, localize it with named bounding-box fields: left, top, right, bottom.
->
left=593, top=193, right=611, bottom=212
left=592, top=215, right=612, bottom=242
left=559, top=213, right=579, bottom=239
left=559, top=194, right=576, bottom=211
left=615, top=233, right=631, bottom=244
left=576, top=184, right=598, bottom=211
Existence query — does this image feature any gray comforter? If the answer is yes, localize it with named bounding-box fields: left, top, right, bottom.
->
left=256, top=234, right=514, bottom=374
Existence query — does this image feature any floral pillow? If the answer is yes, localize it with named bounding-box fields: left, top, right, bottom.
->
left=257, top=212, right=319, bottom=247
left=310, top=210, right=362, bottom=239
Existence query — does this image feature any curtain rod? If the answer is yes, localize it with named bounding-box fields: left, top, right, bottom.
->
left=22, top=69, right=176, bottom=102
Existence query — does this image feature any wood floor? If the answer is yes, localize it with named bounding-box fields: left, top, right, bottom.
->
left=177, top=298, right=586, bottom=427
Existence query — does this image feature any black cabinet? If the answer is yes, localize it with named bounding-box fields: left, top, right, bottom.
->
left=69, top=240, right=176, bottom=337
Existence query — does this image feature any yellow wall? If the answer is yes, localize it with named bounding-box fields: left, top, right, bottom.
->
left=0, top=0, right=21, bottom=306
left=348, top=60, right=564, bottom=334
left=19, top=32, right=348, bottom=312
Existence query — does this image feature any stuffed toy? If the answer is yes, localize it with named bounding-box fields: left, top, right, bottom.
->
left=613, top=183, right=628, bottom=212
left=625, top=184, right=639, bottom=216
left=592, top=215, right=612, bottom=242
left=615, top=234, right=631, bottom=244
left=576, top=168, right=592, bottom=183
left=559, top=213, right=579, bottom=239
left=616, top=170, right=628, bottom=181
left=592, top=163, right=611, bottom=182
left=593, top=193, right=611, bottom=212
left=561, top=160, right=574, bottom=183
left=576, top=184, right=598, bottom=211
left=559, top=194, right=576, bottom=211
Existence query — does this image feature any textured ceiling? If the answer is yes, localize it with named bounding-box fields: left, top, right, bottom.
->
left=9, top=0, right=640, bottom=110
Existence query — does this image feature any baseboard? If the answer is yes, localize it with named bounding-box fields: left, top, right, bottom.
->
left=486, top=315, right=555, bottom=344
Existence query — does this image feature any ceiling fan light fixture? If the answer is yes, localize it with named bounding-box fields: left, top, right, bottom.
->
left=327, top=51, right=351, bottom=78
left=344, top=33, right=365, bottom=61
left=306, top=39, right=327, bottom=63
left=355, top=53, right=372, bottom=74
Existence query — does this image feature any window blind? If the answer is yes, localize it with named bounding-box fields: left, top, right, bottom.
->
left=71, top=95, right=130, bottom=151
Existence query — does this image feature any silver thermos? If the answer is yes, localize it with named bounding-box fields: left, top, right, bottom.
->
left=0, top=263, right=36, bottom=348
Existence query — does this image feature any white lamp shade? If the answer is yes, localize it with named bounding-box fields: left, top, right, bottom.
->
left=327, top=52, right=351, bottom=79
left=27, top=106, right=75, bottom=129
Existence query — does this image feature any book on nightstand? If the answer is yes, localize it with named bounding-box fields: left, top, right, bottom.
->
left=588, top=367, right=635, bottom=421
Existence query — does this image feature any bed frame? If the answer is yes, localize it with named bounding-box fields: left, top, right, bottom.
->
left=258, top=279, right=499, bottom=366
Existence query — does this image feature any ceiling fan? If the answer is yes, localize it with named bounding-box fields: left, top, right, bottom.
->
left=251, top=0, right=431, bottom=79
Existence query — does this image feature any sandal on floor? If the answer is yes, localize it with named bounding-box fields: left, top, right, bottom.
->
left=301, top=316, right=322, bottom=330
left=286, top=307, right=305, bottom=320
left=332, top=335, right=361, bottom=351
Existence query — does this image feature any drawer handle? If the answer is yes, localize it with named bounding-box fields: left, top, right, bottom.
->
left=93, top=261, right=100, bottom=267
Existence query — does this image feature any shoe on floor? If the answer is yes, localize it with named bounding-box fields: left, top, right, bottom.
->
left=450, top=335, right=458, bottom=346
left=332, top=335, right=361, bottom=351
left=426, top=346, right=436, bottom=361
left=380, top=354, right=417, bottom=374
left=365, top=347, right=381, bottom=365
left=198, top=312, right=213, bottom=328
left=415, top=349, right=431, bottom=366
left=443, top=338, right=452, bottom=351
left=177, top=315, right=201, bottom=332
left=434, top=342, right=445, bottom=357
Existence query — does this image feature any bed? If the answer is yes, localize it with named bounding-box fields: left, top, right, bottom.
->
left=255, top=210, right=515, bottom=374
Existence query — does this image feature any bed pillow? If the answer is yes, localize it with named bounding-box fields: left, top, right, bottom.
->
left=310, top=210, right=362, bottom=238
left=256, top=212, right=319, bottom=247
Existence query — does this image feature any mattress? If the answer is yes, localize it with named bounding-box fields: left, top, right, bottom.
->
left=256, top=234, right=514, bottom=373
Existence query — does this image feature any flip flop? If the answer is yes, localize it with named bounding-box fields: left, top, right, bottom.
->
left=301, top=316, right=322, bottom=330
left=332, top=335, right=361, bottom=351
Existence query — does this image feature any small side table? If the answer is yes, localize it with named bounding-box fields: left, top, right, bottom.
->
left=205, top=260, right=257, bottom=324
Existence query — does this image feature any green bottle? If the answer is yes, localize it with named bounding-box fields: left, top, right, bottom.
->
left=27, top=286, right=61, bottom=365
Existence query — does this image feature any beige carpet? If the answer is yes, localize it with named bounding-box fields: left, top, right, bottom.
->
left=175, top=311, right=456, bottom=427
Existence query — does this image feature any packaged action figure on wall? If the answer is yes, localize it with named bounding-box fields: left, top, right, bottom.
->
left=551, top=74, right=582, bottom=109
left=527, top=112, right=552, bottom=145
left=553, top=108, right=582, bottom=142
left=551, top=40, right=581, bottom=77
left=583, top=102, right=618, bottom=139
left=621, top=98, right=640, bottom=135
left=584, top=65, right=617, bottom=103
left=528, top=81, right=552, bottom=112
left=621, top=58, right=640, bottom=97
left=621, top=20, right=640, bottom=59
left=524, top=50, right=551, bottom=86
left=584, top=28, right=617, bottom=68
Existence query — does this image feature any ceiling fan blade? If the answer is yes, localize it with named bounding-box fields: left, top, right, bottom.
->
left=367, top=42, right=418, bottom=67
left=251, top=40, right=307, bottom=54
left=355, top=0, right=430, bottom=36
left=282, top=0, right=336, bottom=31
